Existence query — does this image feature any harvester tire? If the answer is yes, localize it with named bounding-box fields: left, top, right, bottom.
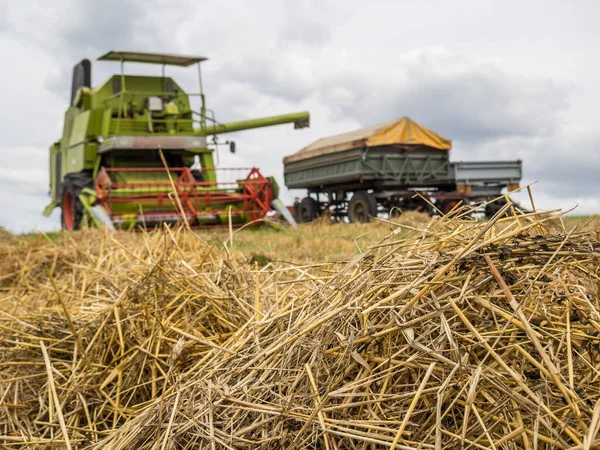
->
left=61, top=172, right=93, bottom=231
left=348, top=191, right=377, bottom=223
left=297, top=197, right=319, bottom=223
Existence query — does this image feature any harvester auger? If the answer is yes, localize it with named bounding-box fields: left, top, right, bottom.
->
left=44, top=51, right=310, bottom=231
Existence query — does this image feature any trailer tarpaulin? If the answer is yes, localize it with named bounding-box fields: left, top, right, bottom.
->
left=284, top=116, right=452, bottom=164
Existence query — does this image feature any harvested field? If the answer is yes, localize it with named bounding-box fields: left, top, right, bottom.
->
left=1, top=205, right=600, bottom=449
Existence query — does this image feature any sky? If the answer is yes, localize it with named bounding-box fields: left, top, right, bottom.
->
left=1, top=0, right=598, bottom=233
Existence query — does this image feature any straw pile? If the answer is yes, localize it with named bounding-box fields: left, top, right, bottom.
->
left=2, top=202, right=600, bottom=449
left=0, top=226, right=16, bottom=245
left=0, top=230, right=317, bottom=448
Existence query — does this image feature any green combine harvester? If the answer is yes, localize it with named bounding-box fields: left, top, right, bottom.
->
left=44, top=51, right=309, bottom=230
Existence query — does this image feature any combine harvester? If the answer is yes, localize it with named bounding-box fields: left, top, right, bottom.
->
left=283, top=117, right=523, bottom=222
left=44, top=51, right=309, bottom=230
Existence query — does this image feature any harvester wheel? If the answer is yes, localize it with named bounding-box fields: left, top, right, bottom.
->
left=60, top=172, right=93, bottom=231
left=348, top=191, right=377, bottom=223
left=297, top=197, right=319, bottom=223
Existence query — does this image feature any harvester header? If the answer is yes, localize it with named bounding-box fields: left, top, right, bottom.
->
left=45, top=50, right=309, bottom=230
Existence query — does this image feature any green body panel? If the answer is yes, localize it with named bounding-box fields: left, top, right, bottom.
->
left=49, top=142, right=61, bottom=204
left=268, top=177, right=280, bottom=199
left=46, top=52, right=310, bottom=227
left=283, top=146, right=451, bottom=191
left=101, top=109, right=111, bottom=137
left=198, top=153, right=216, bottom=182
left=60, top=108, right=79, bottom=153
left=70, top=111, right=89, bottom=144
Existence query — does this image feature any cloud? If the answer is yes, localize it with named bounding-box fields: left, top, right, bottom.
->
left=203, top=46, right=571, bottom=145
left=60, top=0, right=144, bottom=56
left=0, top=1, right=598, bottom=234
left=0, top=4, right=8, bottom=32
left=511, top=129, right=599, bottom=200
left=44, top=0, right=169, bottom=99
left=316, top=48, right=571, bottom=142
left=0, top=173, right=59, bottom=234
left=277, top=0, right=341, bottom=48
left=213, top=54, right=317, bottom=105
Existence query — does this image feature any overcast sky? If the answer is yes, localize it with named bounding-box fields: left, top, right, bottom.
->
left=1, top=0, right=598, bottom=233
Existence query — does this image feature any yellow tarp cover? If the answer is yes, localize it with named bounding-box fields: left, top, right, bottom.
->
left=284, top=116, right=452, bottom=164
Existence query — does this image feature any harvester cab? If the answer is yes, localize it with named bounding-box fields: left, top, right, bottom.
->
left=45, top=51, right=309, bottom=230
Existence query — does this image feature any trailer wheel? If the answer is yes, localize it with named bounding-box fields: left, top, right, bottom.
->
left=410, top=197, right=434, bottom=216
left=348, top=191, right=377, bottom=223
left=297, top=197, right=319, bottom=223
left=485, top=199, right=505, bottom=218
left=61, top=172, right=93, bottom=231
left=440, top=199, right=460, bottom=216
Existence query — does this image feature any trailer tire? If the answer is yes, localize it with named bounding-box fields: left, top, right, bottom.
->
left=392, top=197, right=433, bottom=217
left=61, top=172, right=93, bottom=231
left=439, top=199, right=460, bottom=216
left=485, top=199, right=506, bottom=218
left=297, top=197, right=319, bottom=223
left=348, top=191, right=377, bottom=223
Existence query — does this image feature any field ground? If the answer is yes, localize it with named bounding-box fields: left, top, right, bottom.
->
left=10, top=213, right=600, bottom=265
left=203, top=213, right=600, bottom=262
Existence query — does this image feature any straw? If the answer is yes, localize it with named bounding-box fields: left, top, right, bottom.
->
left=1, top=196, right=599, bottom=449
